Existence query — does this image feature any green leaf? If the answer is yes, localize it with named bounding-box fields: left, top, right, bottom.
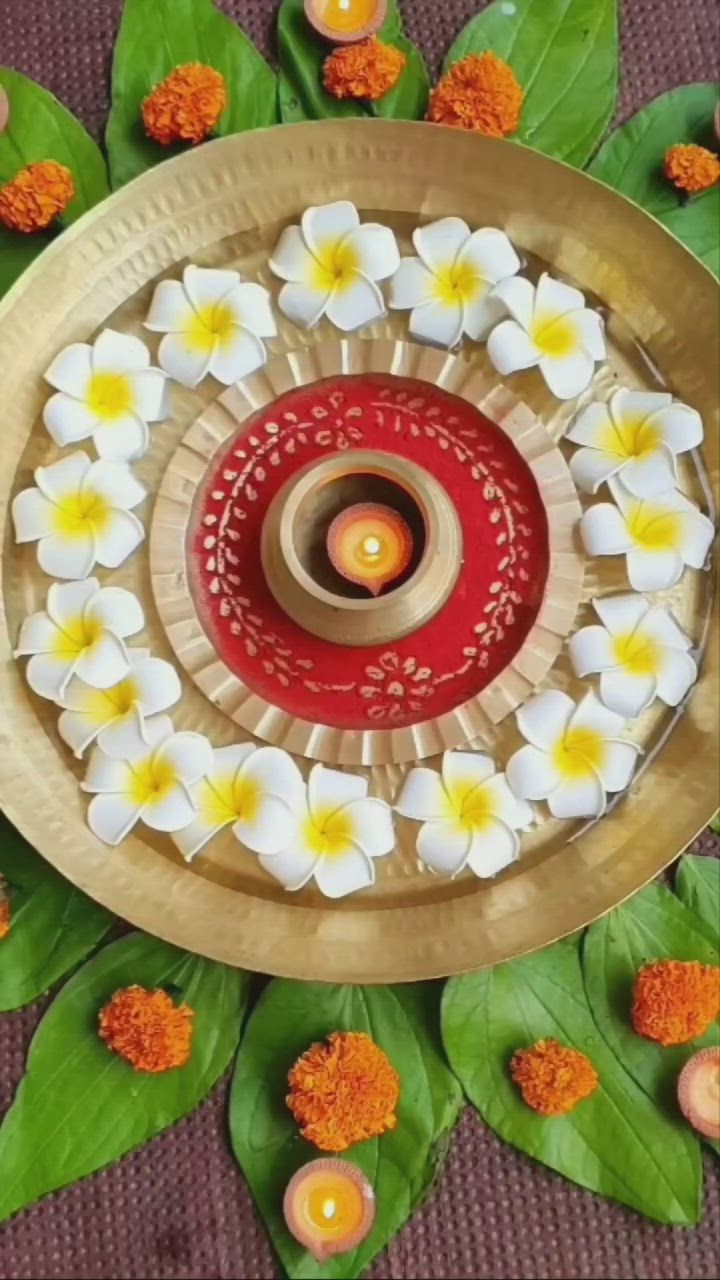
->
left=106, top=0, right=278, bottom=189
left=442, top=0, right=618, bottom=168
left=589, top=84, right=720, bottom=277
left=0, top=67, right=110, bottom=297
left=0, top=816, right=113, bottom=1012
left=372, top=36, right=430, bottom=122
left=584, top=883, right=719, bottom=1155
left=442, top=935, right=702, bottom=1225
left=0, top=933, right=248, bottom=1222
left=229, top=979, right=463, bottom=1279
left=676, top=854, right=720, bottom=935
left=710, top=813, right=720, bottom=835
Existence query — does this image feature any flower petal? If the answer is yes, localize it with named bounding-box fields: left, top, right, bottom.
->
left=93, top=328, right=150, bottom=374
left=569, top=624, right=617, bottom=676
left=442, top=750, right=495, bottom=795
left=517, top=689, right=575, bottom=750
left=548, top=771, right=605, bottom=820
left=25, top=652, right=75, bottom=701
left=639, top=605, right=691, bottom=650
left=539, top=348, right=595, bottom=400
left=233, top=793, right=295, bottom=856
left=43, top=393, right=99, bottom=447
left=183, top=264, right=238, bottom=311
left=481, top=773, right=535, bottom=830
left=278, top=281, right=331, bottom=329
left=173, top=813, right=229, bottom=862
left=325, top=275, right=386, bottom=331
left=466, top=818, right=519, bottom=879
left=647, top=402, right=704, bottom=454
left=302, top=201, right=360, bottom=259
left=131, top=657, right=182, bottom=715
left=38, top=530, right=96, bottom=580
left=342, top=223, right=399, bottom=281
left=655, top=647, right=698, bottom=706
left=486, top=319, right=539, bottom=375
left=389, top=257, right=434, bottom=310
left=228, top=283, right=277, bottom=339
left=570, top=689, right=626, bottom=739
left=46, top=578, right=99, bottom=628
left=394, top=767, right=448, bottom=821
left=131, top=368, right=169, bottom=421
left=241, top=746, right=305, bottom=807
left=92, top=509, right=145, bottom=570
left=44, top=343, right=92, bottom=394
left=413, top=217, right=469, bottom=272
left=74, top=629, right=131, bottom=689
left=59, top=705, right=107, bottom=757
left=676, top=508, right=714, bottom=568
left=597, top=740, right=641, bottom=793
left=308, top=763, right=367, bottom=818
left=456, top=228, right=520, bottom=285
left=627, top=547, right=684, bottom=591
left=569, top=447, right=625, bottom=495
left=314, top=846, right=375, bottom=899
left=15, top=610, right=62, bottom=657
left=259, top=844, right=317, bottom=892
left=86, top=459, right=146, bottom=511
left=87, top=794, right=141, bottom=845
left=621, top=447, right=677, bottom=498
left=82, top=747, right=134, bottom=794
left=592, top=592, right=649, bottom=636
left=599, top=668, right=656, bottom=718
left=212, top=743, right=257, bottom=774
left=409, top=298, right=464, bottom=349
left=534, top=273, right=585, bottom=320
left=269, top=224, right=318, bottom=282
left=144, top=279, right=190, bottom=333
left=506, top=744, right=561, bottom=801
left=142, top=781, right=197, bottom=833
left=156, top=732, right=214, bottom=786
left=566, top=400, right=614, bottom=448
left=462, top=292, right=508, bottom=342
left=34, top=451, right=92, bottom=503
left=157, top=332, right=214, bottom=387
left=98, top=709, right=157, bottom=759
left=93, top=417, right=149, bottom=464
left=489, top=276, right=535, bottom=329
left=12, top=488, right=56, bottom=542
left=580, top=503, right=633, bottom=556
left=416, top=820, right=471, bottom=875
left=84, top=585, right=144, bottom=639
left=208, top=327, right=267, bottom=385
left=611, top=388, right=671, bottom=425
left=572, top=309, right=606, bottom=361
left=339, top=797, right=394, bottom=858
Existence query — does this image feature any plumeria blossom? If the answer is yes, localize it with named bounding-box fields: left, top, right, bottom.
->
left=569, top=595, right=697, bottom=719
left=172, top=743, right=304, bottom=862
left=82, top=717, right=214, bottom=846
left=389, top=217, right=521, bottom=349
left=14, top=578, right=144, bottom=702
left=144, top=264, right=276, bottom=388
left=42, top=329, right=169, bottom=462
left=259, top=764, right=394, bottom=899
left=269, top=201, right=400, bottom=333
left=58, top=650, right=182, bottom=758
left=394, top=750, right=533, bottom=879
left=580, top=476, right=714, bottom=592
left=486, top=272, right=606, bottom=399
left=506, top=689, right=642, bottom=820
left=567, top=388, right=704, bottom=497
left=12, top=451, right=146, bottom=580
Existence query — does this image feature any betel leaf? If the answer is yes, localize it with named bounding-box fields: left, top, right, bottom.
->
left=0, top=67, right=110, bottom=296
left=442, top=935, right=702, bottom=1225
left=229, top=979, right=463, bottom=1280
left=0, top=816, right=113, bottom=1012
left=278, top=0, right=428, bottom=123
left=0, top=932, right=248, bottom=1223
left=676, top=854, right=720, bottom=936
left=589, top=83, right=720, bottom=278
left=583, top=883, right=719, bottom=1154
left=106, top=0, right=278, bottom=189
left=442, top=0, right=618, bottom=168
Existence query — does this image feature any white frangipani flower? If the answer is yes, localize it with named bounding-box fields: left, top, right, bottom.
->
left=569, top=595, right=697, bottom=719
left=12, top=451, right=146, bottom=580
left=388, top=217, right=521, bottom=349
left=58, top=650, right=182, bottom=758
left=269, top=200, right=400, bottom=333
left=144, top=264, right=276, bottom=388
left=506, top=689, right=642, bottom=820
left=82, top=717, right=214, bottom=846
left=259, top=764, right=394, bottom=899
left=486, top=272, right=606, bottom=399
left=580, top=476, right=714, bottom=592
left=14, top=578, right=144, bottom=702
left=567, top=388, right=704, bottom=497
left=395, top=750, right=533, bottom=879
left=172, top=743, right=304, bottom=862
left=43, top=329, right=169, bottom=462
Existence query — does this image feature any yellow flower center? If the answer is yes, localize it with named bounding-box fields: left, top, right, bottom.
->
left=186, top=301, right=237, bottom=354
left=613, top=631, right=661, bottom=677
left=52, top=489, right=111, bottom=540
left=304, top=806, right=354, bottom=859
left=531, top=312, right=577, bottom=358
left=444, top=779, right=494, bottom=833
left=51, top=612, right=102, bottom=658
left=86, top=372, right=133, bottom=421
left=129, top=756, right=177, bottom=808
left=626, top=501, right=682, bottom=551
left=197, top=773, right=260, bottom=825
left=601, top=416, right=661, bottom=460
left=433, top=260, right=485, bottom=306
left=552, top=727, right=605, bottom=781
left=312, top=237, right=360, bottom=295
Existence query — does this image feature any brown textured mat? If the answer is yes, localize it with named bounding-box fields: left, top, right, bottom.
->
left=0, top=2, right=718, bottom=1277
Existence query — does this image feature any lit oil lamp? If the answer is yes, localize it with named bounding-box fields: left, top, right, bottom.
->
left=305, top=0, right=387, bottom=43
left=283, top=1158, right=375, bottom=1261
left=677, top=1047, right=720, bottom=1141
left=327, top=502, right=413, bottom=596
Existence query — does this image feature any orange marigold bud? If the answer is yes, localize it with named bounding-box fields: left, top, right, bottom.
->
left=0, top=875, right=10, bottom=940
left=511, top=1038, right=599, bottom=1116
left=427, top=51, right=523, bottom=138
left=0, top=160, right=74, bottom=234
left=323, top=37, right=406, bottom=102
left=632, top=959, right=720, bottom=1047
left=98, top=985, right=194, bottom=1073
left=287, top=1030, right=400, bottom=1152
left=142, top=62, right=227, bottom=146
left=664, top=143, right=720, bottom=195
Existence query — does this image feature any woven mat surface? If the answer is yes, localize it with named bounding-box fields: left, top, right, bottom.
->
left=0, top=2, right=718, bottom=1277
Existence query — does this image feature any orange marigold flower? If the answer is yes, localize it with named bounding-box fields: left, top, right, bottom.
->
left=664, top=143, right=720, bottom=195
left=142, top=62, right=227, bottom=146
left=632, top=959, right=720, bottom=1047
left=98, top=985, right=194, bottom=1073
left=427, top=51, right=523, bottom=138
left=287, top=1030, right=400, bottom=1152
left=511, top=1038, right=599, bottom=1116
left=0, top=160, right=74, bottom=234
left=0, top=875, right=10, bottom=940
left=323, top=37, right=406, bottom=102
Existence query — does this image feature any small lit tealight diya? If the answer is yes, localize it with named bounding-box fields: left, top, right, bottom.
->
left=305, top=0, right=387, bottom=43
left=327, top=502, right=413, bottom=596
left=677, top=1047, right=720, bottom=1141
left=283, top=1158, right=376, bottom=1261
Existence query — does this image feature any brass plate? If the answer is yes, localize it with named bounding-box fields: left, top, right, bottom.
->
left=0, top=121, right=717, bottom=983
